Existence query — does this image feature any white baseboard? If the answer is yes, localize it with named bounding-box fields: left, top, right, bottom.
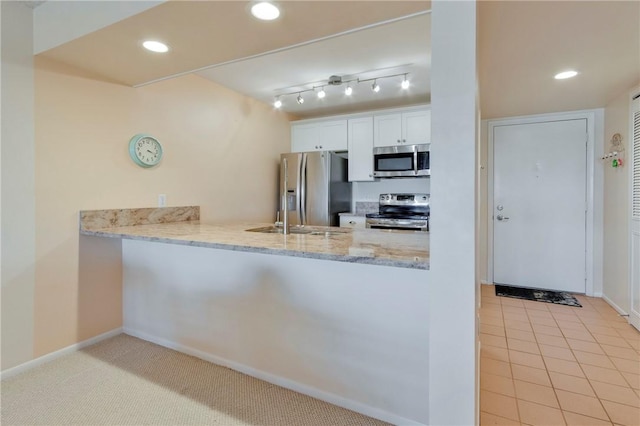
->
left=602, top=294, right=629, bottom=316
left=480, top=280, right=492, bottom=285
left=1, top=328, right=123, bottom=381
left=123, top=327, right=425, bottom=426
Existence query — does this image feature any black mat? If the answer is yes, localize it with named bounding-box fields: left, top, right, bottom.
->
left=495, top=285, right=582, bottom=307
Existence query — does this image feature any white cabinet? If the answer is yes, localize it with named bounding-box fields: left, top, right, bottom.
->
left=347, top=117, right=374, bottom=181
left=373, top=109, right=431, bottom=147
left=339, top=214, right=366, bottom=229
left=291, top=120, right=348, bottom=152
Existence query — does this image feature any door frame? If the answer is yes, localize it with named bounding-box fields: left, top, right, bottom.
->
left=628, top=88, right=640, bottom=330
left=486, top=110, right=604, bottom=296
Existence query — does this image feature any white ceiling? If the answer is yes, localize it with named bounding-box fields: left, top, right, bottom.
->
left=478, top=1, right=640, bottom=118
left=196, top=13, right=430, bottom=118
left=32, top=1, right=639, bottom=120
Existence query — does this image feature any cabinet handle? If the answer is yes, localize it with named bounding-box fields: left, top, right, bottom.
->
left=402, top=139, right=406, bottom=143
left=397, top=139, right=401, bottom=143
left=369, top=174, right=373, bottom=178
left=349, top=221, right=356, bottom=225
left=319, top=145, right=323, bottom=149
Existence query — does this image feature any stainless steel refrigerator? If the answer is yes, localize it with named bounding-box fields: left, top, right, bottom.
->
left=279, top=151, right=352, bottom=227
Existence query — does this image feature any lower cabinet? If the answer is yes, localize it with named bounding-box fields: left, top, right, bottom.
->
left=340, top=214, right=367, bottom=229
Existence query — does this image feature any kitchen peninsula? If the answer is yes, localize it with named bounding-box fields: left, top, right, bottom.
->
left=80, top=206, right=429, bottom=269
left=80, top=206, right=430, bottom=424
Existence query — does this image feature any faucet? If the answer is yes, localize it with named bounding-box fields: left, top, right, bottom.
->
left=282, top=158, right=289, bottom=235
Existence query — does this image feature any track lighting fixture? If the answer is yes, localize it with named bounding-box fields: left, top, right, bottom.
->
left=272, top=71, right=410, bottom=108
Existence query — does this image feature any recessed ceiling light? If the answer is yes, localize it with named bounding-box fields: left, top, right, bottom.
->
left=142, top=40, right=169, bottom=53
left=554, top=70, right=578, bottom=80
left=251, top=2, right=280, bottom=20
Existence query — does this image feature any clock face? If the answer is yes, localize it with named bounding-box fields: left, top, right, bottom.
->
left=129, top=134, right=163, bottom=168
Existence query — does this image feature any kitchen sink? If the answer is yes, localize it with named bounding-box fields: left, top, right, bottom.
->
left=245, top=226, right=347, bottom=236
left=245, top=226, right=313, bottom=234
left=308, top=231, right=345, bottom=236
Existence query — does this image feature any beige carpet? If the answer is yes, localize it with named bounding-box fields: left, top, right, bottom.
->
left=1, top=334, right=390, bottom=425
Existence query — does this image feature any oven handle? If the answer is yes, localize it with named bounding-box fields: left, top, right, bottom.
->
left=413, top=147, right=419, bottom=175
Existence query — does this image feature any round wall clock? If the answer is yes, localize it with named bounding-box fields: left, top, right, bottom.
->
left=128, top=134, right=163, bottom=168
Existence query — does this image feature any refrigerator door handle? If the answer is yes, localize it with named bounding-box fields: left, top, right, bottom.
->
left=300, top=153, right=307, bottom=225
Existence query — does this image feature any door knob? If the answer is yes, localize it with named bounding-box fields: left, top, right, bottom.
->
left=496, top=214, right=510, bottom=221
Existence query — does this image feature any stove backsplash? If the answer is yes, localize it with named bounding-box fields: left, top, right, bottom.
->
left=352, top=179, right=430, bottom=212
left=355, top=202, right=379, bottom=215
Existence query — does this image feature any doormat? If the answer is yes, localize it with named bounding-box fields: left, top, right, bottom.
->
left=495, top=285, right=582, bottom=307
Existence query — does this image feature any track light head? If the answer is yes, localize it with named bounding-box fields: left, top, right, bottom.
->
left=296, top=93, right=304, bottom=104
left=344, top=85, right=353, bottom=96
left=372, top=80, right=380, bottom=93
left=317, top=87, right=326, bottom=99
left=273, top=97, right=282, bottom=108
left=401, top=75, right=410, bottom=89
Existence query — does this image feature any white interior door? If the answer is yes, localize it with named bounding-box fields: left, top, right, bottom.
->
left=493, top=119, right=587, bottom=293
left=629, top=95, right=640, bottom=331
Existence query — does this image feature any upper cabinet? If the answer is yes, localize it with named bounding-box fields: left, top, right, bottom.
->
left=291, top=120, right=348, bottom=152
left=348, top=117, right=374, bottom=181
left=373, top=109, right=431, bottom=147
left=290, top=105, right=430, bottom=182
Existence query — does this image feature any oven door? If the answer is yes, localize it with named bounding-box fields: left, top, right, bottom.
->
left=373, top=144, right=430, bottom=177
left=366, top=217, right=429, bottom=232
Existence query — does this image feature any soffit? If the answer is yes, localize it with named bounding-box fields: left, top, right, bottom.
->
left=36, top=1, right=430, bottom=87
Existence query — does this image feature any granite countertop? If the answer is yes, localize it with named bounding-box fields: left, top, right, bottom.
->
left=79, top=207, right=429, bottom=270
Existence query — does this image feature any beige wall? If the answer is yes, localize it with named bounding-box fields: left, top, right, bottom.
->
left=1, top=1, right=36, bottom=371
left=602, top=83, right=637, bottom=312
left=32, top=57, right=292, bottom=358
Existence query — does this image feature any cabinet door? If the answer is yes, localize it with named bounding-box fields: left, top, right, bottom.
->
left=348, top=117, right=374, bottom=181
left=318, top=120, right=348, bottom=151
left=291, top=123, right=319, bottom=152
left=402, top=109, right=431, bottom=145
left=340, top=215, right=367, bottom=229
left=373, top=113, right=402, bottom=147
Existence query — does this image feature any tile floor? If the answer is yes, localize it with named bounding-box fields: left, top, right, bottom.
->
left=480, top=285, right=640, bottom=425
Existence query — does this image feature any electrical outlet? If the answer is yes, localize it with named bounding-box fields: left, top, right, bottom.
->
left=158, top=194, right=167, bottom=207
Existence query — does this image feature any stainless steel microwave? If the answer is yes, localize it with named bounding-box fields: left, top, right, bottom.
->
left=373, top=144, right=430, bottom=178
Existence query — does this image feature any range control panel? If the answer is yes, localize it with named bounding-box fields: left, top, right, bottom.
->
left=379, top=193, right=429, bottom=207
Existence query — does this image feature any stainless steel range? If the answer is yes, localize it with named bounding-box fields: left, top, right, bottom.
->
left=365, top=193, right=430, bottom=232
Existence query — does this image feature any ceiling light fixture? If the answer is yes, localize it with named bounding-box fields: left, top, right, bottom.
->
left=272, top=71, right=409, bottom=108
left=554, top=70, right=578, bottom=80
left=251, top=2, right=280, bottom=20
left=401, top=74, right=410, bottom=89
left=142, top=40, right=169, bottom=53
